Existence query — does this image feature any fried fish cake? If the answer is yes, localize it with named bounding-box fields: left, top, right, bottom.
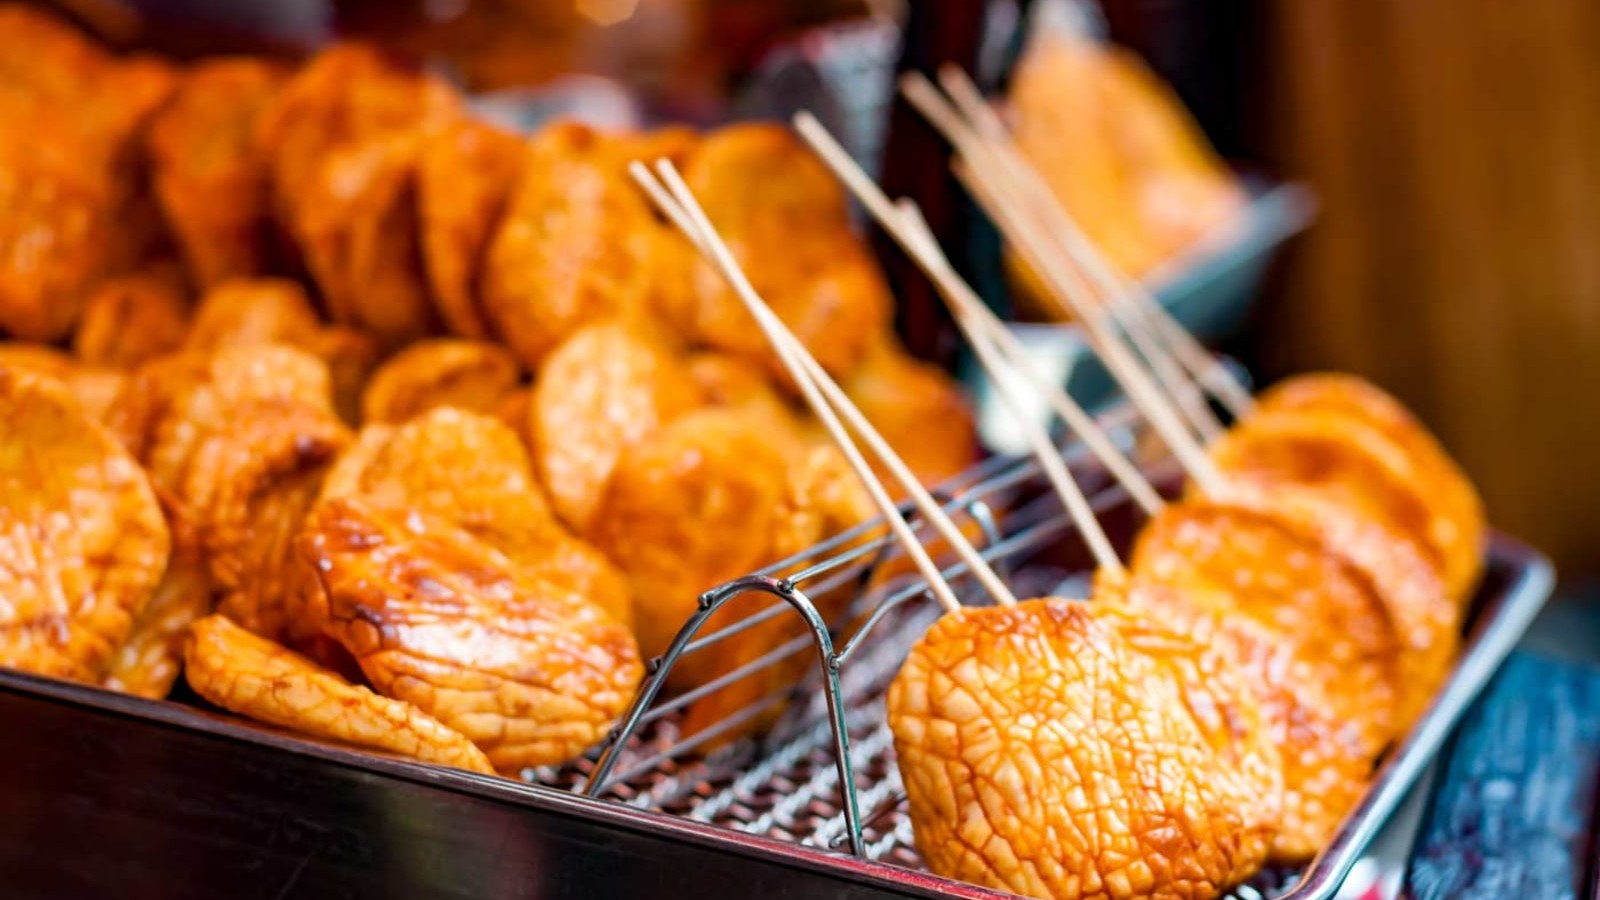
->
left=318, top=408, right=631, bottom=627
left=889, top=599, right=1276, bottom=900
left=482, top=121, right=662, bottom=366
left=0, top=342, right=124, bottom=422
left=589, top=408, right=818, bottom=668
left=183, top=278, right=379, bottom=422
left=843, top=335, right=979, bottom=489
left=186, top=613, right=494, bottom=774
left=0, top=368, right=169, bottom=681
left=102, top=526, right=212, bottom=699
left=682, top=123, right=890, bottom=380
left=182, top=401, right=349, bottom=640
left=359, top=339, right=521, bottom=425
left=146, top=58, right=287, bottom=288
left=530, top=317, right=703, bottom=534
left=298, top=497, right=643, bottom=771
left=1126, top=503, right=1403, bottom=858
left=418, top=115, right=523, bottom=339
left=71, top=268, right=190, bottom=368
left=1255, top=374, right=1487, bottom=604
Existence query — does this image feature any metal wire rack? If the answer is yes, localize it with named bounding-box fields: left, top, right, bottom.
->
left=503, top=375, right=1552, bottom=900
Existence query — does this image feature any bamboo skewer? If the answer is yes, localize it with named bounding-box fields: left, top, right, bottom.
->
left=631, top=160, right=1018, bottom=612
left=935, top=65, right=1257, bottom=423
left=901, top=75, right=1226, bottom=495
left=893, top=200, right=1124, bottom=575
left=792, top=114, right=1167, bottom=565
left=791, top=111, right=1164, bottom=518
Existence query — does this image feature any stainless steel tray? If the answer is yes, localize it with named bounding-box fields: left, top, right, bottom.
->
left=0, top=443, right=1553, bottom=900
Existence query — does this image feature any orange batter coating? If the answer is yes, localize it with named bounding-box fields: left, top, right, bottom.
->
left=0, top=343, right=125, bottom=422
left=417, top=114, right=523, bottom=340
left=1207, top=409, right=1460, bottom=721
left=889, top=599, right=1277, bottom=900
left=298, top=497, right=643, bottom=771
left=1126, top=500, right=1403, bottom=859
left=255, top=44, right=457, bottom=349
left=359, top=338, right=521, bottom=425
left=186, top=613, right=495, bottom=774
left=316, top=408, right=631, bottom=628
left=843, top=335, right=980, bottom=489
left=0, top=368, right=170, bottom=682
left=146, top=58, right=287, bottom=288
left=1255, top=374, right=1487, bottom=604
left=681, top=123, right=890, bottom=381
left=71, top=268, right=190, bottom=369
left=102, top=525, right=212, bottom=699
left=530, top=317, right=704, bottom=534
left=482, top=121, right=665, bottom=366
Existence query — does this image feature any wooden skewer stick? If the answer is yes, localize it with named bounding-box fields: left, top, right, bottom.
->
left=892, top=199, right=1124, bottom=574
left=933, top=71, right=1224, bottom=443
left=936, top=64, right=1256, bottom=423
left=792, top=111, right=1162, bottom=517
left=630, top=161, right=1016, bottom=611
left=899, top=73, right=1227, bottom=496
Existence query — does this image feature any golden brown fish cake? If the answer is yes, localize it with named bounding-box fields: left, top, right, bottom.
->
left=1255, top=374, right=1487, bottom=605
left=317, top=408, right=631, bottom=628
left=102, top=527, right=212, bottom=699
left=0, top=142, right=117, bottom=342
left=686, top=351, right=804, bottom=439
left=889, top=599, right=1276, bottom=900
left=590, top=408, right=805, bottom=664
left=0, top=368, right=169, bottom=682
left=482, top=121, right=661, bottom=366
left=491, top=386, right=533, bottom=448
left=843, top=335, right=979, bottom=489
left=418, top=115, right=523, bottom=339
left=184, top=279, right=379, bottom=422
left=146, top=58, right=287, bottom=288
left=182, top=401, right=350, bottom=640
left=1122, top=505, right=1402, bottom=860
left=185, top=613, right=495, bottom=774
left=72, top=269, right=190, bottom=369
left=359, top=339, right=521, bottom=425
left=298, top=497, right=643, bottom=771
left=530, top=317, right=703, bottom=534
left=0, top=343, right=124, bottom=422
left=682, top=124, right=890, bottom=380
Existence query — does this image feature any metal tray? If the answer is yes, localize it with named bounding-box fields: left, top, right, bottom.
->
left=0, top=472, right=1553, bottom=900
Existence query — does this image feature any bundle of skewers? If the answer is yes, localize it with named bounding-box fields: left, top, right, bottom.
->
left=607, top=70, right=1488, bottom=900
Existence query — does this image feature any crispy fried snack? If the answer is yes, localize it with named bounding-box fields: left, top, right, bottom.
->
left=687, top=351, right=804, bottom=440
left=1006, top=32, right=1245, bottom=310
left=842, top=335, right=979, bottom=489
left=682, top=123, right=890, bottom=380
left=483, top=121, right=664, bottom=366
left=0, top=7, right=177, bottom=341
left=492, top=386, right=533, bottom=448
left=1126, top=500, right=1402, bottom=859
left=1205, top=421, right=1456, bottom=726
left=183, top=278, right=380, bottom=421
left=0, top=342, right=125, bottom=422
left=359, top=339, right=521, bottom=425
left=1255, top=374, right=1487, bottom=604
left=0, top=368, right=169, bottom=682
left=318, top=408, right=631, bottom=627
left=146, top=58, right=287, bottom=288
left=889, top=599, right=1276, bottom=900
left=298, top=497, right=643, bottom=771
left=418, top=115, right=523, bottom=339
left=183, top=402, right=349, bottom=640
left=186, top=613, right=494, bottom=774
left=71, top=268, right=190, bottom=368
left=530, top=317, right=703, bottom=534
left=102, top=527, right=212, bottom=699
left=590, top=408, right=809, bottom=664
left=255, top=45, right=457, bottom=349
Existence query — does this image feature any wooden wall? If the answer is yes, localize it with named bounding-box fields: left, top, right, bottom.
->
left=1245, top=0, right=1600, bottom=573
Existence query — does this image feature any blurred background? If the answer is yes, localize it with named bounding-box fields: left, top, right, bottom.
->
left=54, top=0, right=1600, bottom=578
